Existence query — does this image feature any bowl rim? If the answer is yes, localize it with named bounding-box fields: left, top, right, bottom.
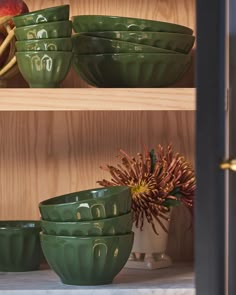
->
left=39, top=186, right=130, bottom=208
left=16, top=51, right=73, bottom=55
left=40, top=231, right=134, bottom=240
left=75, top=31, right=195, bottom=40
left=13, top=5, right=70, bottom=21
left=16, top=38, right=72, bottom=45
left=15, top=20, right=72, bottom=31
left=40, top=211, right=132, bottom=225
left=74, top=52, right=189, bottom=58
left=71, top=14, right=193, bottom=34
left=72, top=34, right=178, bottom=54
left=0, top=220, right=41, bottom=230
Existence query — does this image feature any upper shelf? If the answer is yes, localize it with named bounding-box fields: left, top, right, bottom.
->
left=0, top=88, right=195, bottom=111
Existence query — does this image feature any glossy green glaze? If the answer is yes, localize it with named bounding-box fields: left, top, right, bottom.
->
left=16, top=51, right=72, bottom=88
left=13, top=5, right=70, bottom=27
left=0, top=221, right=41, bottom=272
left=40, top=232, right=134, bottom=285
left=72, top=34, right=176, bottom=54
left=72, top=15, right=193, bottom=35
left=16, top=38, right=72, bottom=51
left=14, top=21, right=72, bottom=41
left=73, top=53, right=192, bottom=88
left=39, top=186, right=131, bottom=221
left=82, top=31, right=195, bottom=54
left=41, top=212, right=132, bottom=236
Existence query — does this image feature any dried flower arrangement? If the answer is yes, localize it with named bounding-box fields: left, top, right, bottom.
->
left=97, top=144, right=196, bottom=234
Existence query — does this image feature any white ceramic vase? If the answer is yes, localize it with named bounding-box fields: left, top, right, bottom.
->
left=125, top=213, right=172, bottom=270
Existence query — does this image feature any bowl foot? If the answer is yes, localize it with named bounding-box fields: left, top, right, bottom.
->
left=29, top=83, right=60, bottom=88
left=0, top=265, right=41, bottom=272
left=61, top=278, right=113, bottom=286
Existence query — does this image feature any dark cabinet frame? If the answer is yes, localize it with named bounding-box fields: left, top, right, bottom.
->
left=196, top=0, right=226, bottom=294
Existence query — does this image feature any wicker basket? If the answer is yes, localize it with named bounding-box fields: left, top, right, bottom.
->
left=0, top=16, right=18, bottom=87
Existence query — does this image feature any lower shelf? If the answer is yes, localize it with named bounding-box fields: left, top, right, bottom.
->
left=0, top=264, right=195, bottom=295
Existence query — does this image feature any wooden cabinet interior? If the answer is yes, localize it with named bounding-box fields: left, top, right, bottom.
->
left=0, top=110, right=195, bottom=261
left=1, top=0, right=196, bottom=261
left=0, top=111, right=194, bottom=219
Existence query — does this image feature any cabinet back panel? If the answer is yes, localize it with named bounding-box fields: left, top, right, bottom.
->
left=0, top=111, right=194, bottom=261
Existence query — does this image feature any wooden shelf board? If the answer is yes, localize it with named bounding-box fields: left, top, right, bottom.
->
left=0, top=88, right=195, bottom=111
left=0, top=264, right=194, bottom=294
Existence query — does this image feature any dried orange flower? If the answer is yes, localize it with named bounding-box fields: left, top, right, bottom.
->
left=97, top=144, right=195, bottom=234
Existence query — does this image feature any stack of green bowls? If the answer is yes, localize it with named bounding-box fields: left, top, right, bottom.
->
left=0, top=221, right=42, bottom=272
left=71, top=15, right=195, bottom=87
left=12, top=5, right=73, bottom=88
left=39, top=186, right=134, bottom=286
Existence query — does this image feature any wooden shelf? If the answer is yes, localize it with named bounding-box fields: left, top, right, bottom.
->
left=0, top=88, right=195, bottom=111
left=0, top=264, right=194, bottom=294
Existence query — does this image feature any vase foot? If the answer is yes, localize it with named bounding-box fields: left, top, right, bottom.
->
left=125, top=253, right=172, bottom=270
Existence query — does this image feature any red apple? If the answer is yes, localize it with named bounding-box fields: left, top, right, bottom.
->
left=0, top=0, right=29, bottom=17
left=0, top=32, right=10, bottom=68
left=0, top=1, right=29, bottom=68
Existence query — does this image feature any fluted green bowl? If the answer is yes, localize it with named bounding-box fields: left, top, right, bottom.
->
left=13, top=5, right=70, bottom=27
left=16, top=51, right=72, bottom=88
left=72, top=34, right=176, bottom=54
left=40, top=232, right=134, bottom=285
left=73, top=53, right=191, bottom=88
left=41, top=212, right=132, bottom=236
left=0, top=221, right=41, bottom=272
left=72, top=15, right=193, bottom=35
left=82, top=31, right=195, bottom=54
left=39, top=186, right=131, bottom=222
left=14, top=21, right=72, bottom=41
left=16, top=38, right=72, bottom=51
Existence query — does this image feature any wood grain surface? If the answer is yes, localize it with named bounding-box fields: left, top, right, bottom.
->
left=7, top=0, right=195, bottom=88
left=0, top=111, right=195, bottom=261
left=0, top=88, right=195, bottom=110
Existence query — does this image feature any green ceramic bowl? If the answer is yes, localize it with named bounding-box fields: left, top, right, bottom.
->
left=39, top=186, right=131, bottom=222
left=72, top=34, right=176, bottom=54
left=72, top=15, right=193, bottom=35
left=41, top=212, right=132, bottom=236
left=0, top=221, right=41, bottom=272
left=16, top=38, right=72, bottom=51
left=82, top=31, right=195, bottom=54
left=13, top=5, right=70, bottom=27
left=40, top=232, right=134, bottom=285
left=14, top=21, right=72, bottom=41
left=16, top=51, right=72, bottom=88
left=73, top=53, right=192, bottom=88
